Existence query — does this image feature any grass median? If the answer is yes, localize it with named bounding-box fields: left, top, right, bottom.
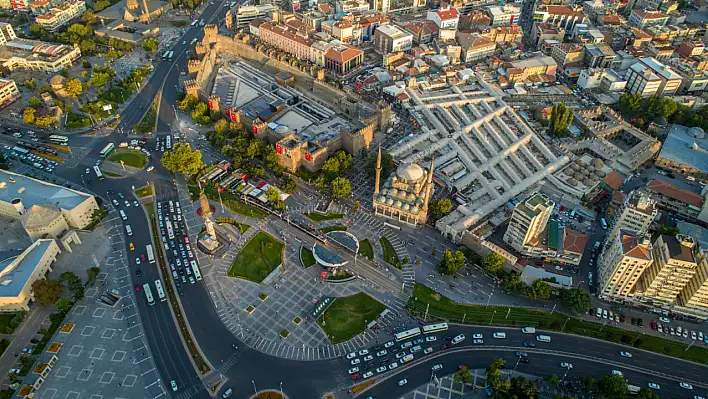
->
left=379, top=236, right=400, bottom=268
left=300, top=246, right=316, bottom=268
left=188, top=180, right=267, bottom=219
left=407, top=282, right=708, bottom=364
left=108, top=150, right=147, bottom=168
left=358, top=239, right=374, bottom=260
left=304, top=212, right=344, bottom=222
left=146, top=201, right=211, bottom=374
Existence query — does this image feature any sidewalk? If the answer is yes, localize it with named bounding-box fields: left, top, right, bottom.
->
left=0, top=305, right=50, bottom=377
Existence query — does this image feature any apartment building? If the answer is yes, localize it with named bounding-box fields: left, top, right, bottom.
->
left=0, top=23, right=17, bottom=46
left=672, top=60, right=708, bottom=94
left=35, top=1, right=87, bottom=32
left=534, top=5, right=587, bottom=32
left=503, top=192, right=554, bottom=254
left=624, top=58, right=682, bottom=97
left=550, top=43, right=583, bottom=66
left=258, top=22, right=313, bottom=61
left=503, top=55, right=557, bottom=84
left=608, top=190, right=657, bottom=243
left=0, top=78, right=20, bottom=109
left=647, top=179, right=705, bottom=221
left=531, top=22, right=565, bottom=50
left=235, top=4, right=277, bottom=29
left=427, top=6, right=459, bottom=30
left=0, top=40, right=81, bottom=73
left=323, top=43, right=363, bottom=75
left=335, top=0, right=368, bottom=13
left=374, top=24, right=412, bottom=54
left=455, top=32, right=496, bottom=63
left=677, top=41, right=705, bottom=59
left=628, top=10, right=669, bottom=29
left=598, top=229, right=653, bottom=301
left=584, top=43, right=616, bottom=69
left=486, top=5, right=520, bottom=27
left=639, top=235, right=700, bottom=306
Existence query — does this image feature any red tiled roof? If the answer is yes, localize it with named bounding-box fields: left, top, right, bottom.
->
left=632, top=10, right=667, bottom=19
left=563, top=228, right=588, bottom=254
left=543, top=5, right=584, bottom=17
left=632, top=27, right=652, bottom=39
left=325, top=44, right=362, bottom=63
left=621, top=231, right=651, bottom=260
left=435, top=8, right=459, bottom=20
left=647, top=179, right=704, bottom=208
left=603, top=170, right=624, bottom=191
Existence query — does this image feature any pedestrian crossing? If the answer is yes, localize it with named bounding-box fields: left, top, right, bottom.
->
left=173, top=382, right=204, bottom=399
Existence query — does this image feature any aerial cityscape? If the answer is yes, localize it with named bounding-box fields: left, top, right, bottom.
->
left=0, top=0, right=708, bottom=396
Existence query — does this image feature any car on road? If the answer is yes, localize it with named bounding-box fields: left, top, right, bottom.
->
left=401, top=341, right=413, bottom=349
left=362, top=371, right=373, bottom=379
left=473, top=339, right=483, bottom=344
left=375, top=366, right=386, bottom=373
left=85, top=168, right=90, bottom=174
left=350, top=358, right=360, bottom=365
left=348, top=367, right=359, bottom=374
left=358, top=349, right=369, bottom=356
left=560, top=362, right=572, bottom=369
left=425, top=336, right=437, bottom=342
left=135, top=284, right=140, bottom=291
left=140, top=254, right=146, bottom=261
left=124, top=201, right=131, bottom=207
left=350, top=372, right=360, bottom=380
left=612, top=370, right=623, bottom=376
left=8, top=369, right=19, bottom=374
left=398, top=379, right=408, bottom=386
left=30, top=339, right=39, bottom=344
left=112, top=199, right=119, bottom=206
left=171, top=380, right=178, bottom=392
left=440, top=344, right=449, bottom=350
left=423, top=347, right=433, bottom=354
left=129, top=243, right=134, bottom=251
left=472, top=333, right=483, bottom=339
left=431, top=364, right=443, bottom=371
left=659, top=317, right=670, bottom=323
left=388, top=362, right=398, bottom=370
left=620, top=351, right=632, bottom=358
left=451, top=334, right=465, bottom=344
left=520, top=358, right=530, bottom=364
left=376, top=350, right=387, bottom=357
left=680, top=383, right=693, bottom=390
left=118, top=193, right=124, bottom=199
left=648, top=383, right=660, bottom=390
left=135, top=257, right=140, bottom=265
left=136, top=269, right=142, bottom=277
left=133, top=200, right=139, bottom=207
left=515, top=352, right=528, bottom=357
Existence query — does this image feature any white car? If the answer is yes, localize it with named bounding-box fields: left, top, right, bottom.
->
left=398, top=379, right=408, bottom=386
left=350, top=358, right=360, bottom=365
left=171, top=380, right=178, bottom=392
left=362, top=371, right=373, bottom=379
left=124, top=200, right=131, bottom=207
left=423, top=347, right=433, bottom=354
left=376, top=350, right=387, bottom=357
left=691, top=331, right=697, bottom=340
left=375, top=366, right=387, bottom=373
left=346, top=352, right=357, bottom=359
left=85, top=168, right=90, bottom=174
left=135, top=257, right=141, bottom=265
left=363, top=355, right=373, bottom=362
left=648, top=383, right=660, bottom=390
left=560, top=362, right=573, bottom=369
left=659, top=317, right=670, bottom=323
left=358, top=349, right=369, bottom=356
left=699, top=332, right=704, bottom=341
left=694, top=396, right=705, bottom=399
left=680, top=383, right=694, bottom=390
left=431, top=364, right=443, bottom=371
left=396, top=352, right=406, bottom=359
left=620, top=351, right=632, bottom=358
left=425, top=336, right=437, bottom=342
left=348, top=367, right=359, bottom=375
left=472, top=333, right=483, bottom=339
left=612, top=370, right=623, bottom=376
left=388, top=362, right=398, bottom=370
left=473, top=339, right=483, bottom=344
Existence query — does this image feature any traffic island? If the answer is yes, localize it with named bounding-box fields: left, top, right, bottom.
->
left=134, top=185, right=154, bottom=199
left=107, top=150, right=147, bottom=169
left=303, top=212, right=344, bottom=222
left=249, top=391, right=288, bottom=399
left=358, top=239, right=374, bottom=260
left=317, top=293, right=386, bottom=344
left=46, top=342, right=62, bottom=354
left=300, top=246, right=316, bottom=268
left=227, top=231, right=284, bottom=283
left=379, top=236, right=401, bottom=269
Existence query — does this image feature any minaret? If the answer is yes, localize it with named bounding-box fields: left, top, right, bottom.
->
left=422, top=156, right=435, bottom=212
left=374, top=144, right=382, bottom=194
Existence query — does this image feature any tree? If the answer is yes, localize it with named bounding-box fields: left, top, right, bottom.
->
left=550, top=102, right=573, bottom=137
left=454, top=365, right=472, bottom=384
left=281, top=175, right=297, bottom=194
left=64, top=78, right=83, bottom=97
left=331, top=177, right=351, bottom=198
left=501, top=272, right=525, bottom=293
left=246, top=140, right=262, bottom=159
left=106, top=49, right=120, bottom=62
left=266, top=186, right=280, bottom=203
left=82, top=9, right=97, bottom=24
left=509, top=376, right=539, bottom=398
left=366, top=150, right=394, bottom=179
left=28, top=97, right=42, bottom=108
left=321, top=157, right=341, bottom=177
left=214, top=119, right=228, bottom=135
left=87, top=267, right=101, bottom=283
left=94, top=0, right=111, bottom=11
left=528, top=279, right=552, bottom=300
left=483, top=252, right=504, bottom=275
left=161, top=143, right=206, bottom=176
left=35, top=115, right=57, bottom=128
left=80, top=39, right=96, bottom=55
left=24, top=78, right=36, bottom=89
left=31, top=279, right=64, bottom=306
left=598, top=374, right=628, bottom=399
left=56, top=298, right=73, bottom=314
left=544, top=374, right=560, bottom=388
left=261, top=145, right=278, bottom=170
left=142, top=37, right=159, bottom=52
left=430, top=198, right=452, bottom=221
left=23, top=108, right=36, bottom=125
left=637, top=388, right=660, bottom=399
left=178, top=94, right=199, bottom=110
left=559, top=288, right=591, bottom=313
left=332, top=150, right=353, bottom=172
left=486, top=359, right=510, bottom=395
left=437, top=249, right=465, bottom=275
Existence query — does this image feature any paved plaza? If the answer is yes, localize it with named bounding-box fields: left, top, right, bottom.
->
left=34, top=207, right=166, bottom=399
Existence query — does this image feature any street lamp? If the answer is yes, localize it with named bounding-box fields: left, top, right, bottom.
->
left=561, top=317, right=570, bottom=333
left=575, top=280, right=585, bottom=289
left=251, top=380, right=257, bottom=395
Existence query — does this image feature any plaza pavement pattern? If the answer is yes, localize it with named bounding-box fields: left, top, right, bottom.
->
left=36, top=210, right=166, bottom=399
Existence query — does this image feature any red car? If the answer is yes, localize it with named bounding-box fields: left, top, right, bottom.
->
left=140, top=254, right=146, bottom=261
left=135, top=284, right=141, bottom=291
left=440, top=344, right=449, bottom=350
left=351, top=373, right=360, bottom=380
left=184, top=237, right=190, bottom=244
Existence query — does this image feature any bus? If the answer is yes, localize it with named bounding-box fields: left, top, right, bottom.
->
left=143, top=283, right=155, bottom=306
left=536, top=335, right=551, bottom=343
left=422, top=322, right=448, bottom=334
left=190, top=260, right=202, bottom=281
left=166, top=135, right=172, bottom=150
left=13, top=146, right=29, bottom=155
left=190, top=19, right=198, bottom=27
left=146, top=244, right=155, bottom=264
left=99, top=143, right=115, bottom=157
left=154, top=280, right=167, bottom=302
left=394, top=327, right=421, bottom=342
left=165, top=220, right=175, bottom=240
left=48, top=135, right=68, bottom=144
left=93, top=165, right=104, bottom=180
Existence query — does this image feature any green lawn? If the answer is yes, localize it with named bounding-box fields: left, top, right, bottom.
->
left=0, top=313, right=17, bottom=333
left=134, top=185, right=153, bottom=198
left=319, top=225, right=347, bottom=233
left=108, top=150, right=147, bottom=168
left=318, top=293, right=386, bottom=344
left=358, top=239, right=374, bottom=260
left=228, top=231, right=284, bottom=282
left=379, top=236, right=400, bottom=268
left=189, top=180, right=267, bottom=219
left=304, top=212, right=344, bottom=222
left=408, top=283, right=708, bottom=364
left=300, top=246, right=316, bottom=268
left=101, top=88, right=131, bottom=104
left=215, top=217, right=250, bottom=233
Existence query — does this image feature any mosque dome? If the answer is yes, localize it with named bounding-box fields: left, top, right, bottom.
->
left=396, top=163, right=425, bottom=182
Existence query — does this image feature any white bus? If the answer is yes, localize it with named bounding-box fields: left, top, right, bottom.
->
left=143, top=283, right=155, bottom=306
left=12, top=146, right=29, bottom=155
left=394, top=327, right=421, bottom=342
left=166, top=135, right=172, bottom=149
left=48, top=135, right=68, bottom=144
left=190, top=19, right=198, bottom=26
left=154, top=280, right=167, bottom=302
left=99, top=143, right=115, bottom=157
left=165, top=220, right=175, bottom=240
left=146, top=244, right=155, bottom=264
left=93, top=165, right=104, bottom=180
left=190, top=260, right=202, bottom=281
left=536, top=335, right=551, bottom=343
left=422, top=322, right=448, bottom=334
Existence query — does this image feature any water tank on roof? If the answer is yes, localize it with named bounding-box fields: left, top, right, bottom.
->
left=11, top=198, right=24, bottom=215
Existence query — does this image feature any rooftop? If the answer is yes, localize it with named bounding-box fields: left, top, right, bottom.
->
left=563, top=228, right=588, bottom=254
left=647, top=179, right=704, bottom=208
left=639, top=57, right=682, bottom=81
left=663, top=235, right=696, bottom=263
left=0, top=240, right=55, bottom=298
left=620, top=229, right=652, bottom=260
left=657, top=124, right=708, bottom=173
left=0, top=169, right=93, bottom=212
left=376, top=24, right=411, bottom=39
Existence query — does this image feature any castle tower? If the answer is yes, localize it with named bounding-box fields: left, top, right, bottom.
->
left=422, top=156, right=435, bottom=212
left=374, top=144, right=382, bottom=194
left=127, top=0, right=138, bottom=10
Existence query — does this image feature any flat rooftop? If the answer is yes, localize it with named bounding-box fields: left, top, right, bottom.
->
left=0, top=240, right=54, bottom=297
left=657, top=124, right=708, bottom=173
left=0, top=169, right=92, bottom=211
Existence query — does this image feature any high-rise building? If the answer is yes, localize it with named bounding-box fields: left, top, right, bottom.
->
left=503, top=192, right=554, bottom=253
left=598, top=229, right=653, bottom=300
left=676, top=253, right=708, bottom=319
left=639, top=235, right=700, bottom=306
left=607, top=190, right=657, bottom=243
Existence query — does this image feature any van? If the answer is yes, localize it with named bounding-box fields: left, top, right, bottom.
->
left=493, top=332, right=506, bottom=339
left=536, top=335, right=551, bottom=342
left=125, top=225, right=133, bottom=236
left=119, top=210, right=127, bottom=220
left=222, top=388, right=233, bottom=398
left=521, top=327, right=535, bottom=334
